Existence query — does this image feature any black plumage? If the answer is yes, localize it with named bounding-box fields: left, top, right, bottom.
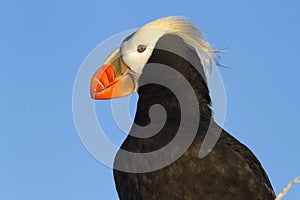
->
left=113, top=34, right=275, bottom=200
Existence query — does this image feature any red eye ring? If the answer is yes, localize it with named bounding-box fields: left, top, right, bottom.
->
left=137, top=44, right=147, bottom=53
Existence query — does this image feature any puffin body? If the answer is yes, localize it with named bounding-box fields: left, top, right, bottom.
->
left=90, top=17, right=275, bottom=200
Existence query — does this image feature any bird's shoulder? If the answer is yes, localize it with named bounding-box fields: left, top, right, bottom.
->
left=218, top=129, right=276, bottom=198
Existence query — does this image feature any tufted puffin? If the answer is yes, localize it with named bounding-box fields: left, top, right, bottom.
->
left=90, top=16, right=275, bottom=200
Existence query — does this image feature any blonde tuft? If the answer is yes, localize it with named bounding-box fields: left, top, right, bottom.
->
left=142, top=16, right=220, bottom=74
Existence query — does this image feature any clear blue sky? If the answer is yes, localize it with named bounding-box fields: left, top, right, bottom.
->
left=1, top=0, right=299, bottom=199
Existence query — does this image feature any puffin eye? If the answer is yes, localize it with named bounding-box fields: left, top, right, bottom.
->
left=137, top=44, right=147, bottom=53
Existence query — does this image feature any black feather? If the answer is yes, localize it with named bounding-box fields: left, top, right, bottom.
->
left=113, top=34, right=275, bottom=200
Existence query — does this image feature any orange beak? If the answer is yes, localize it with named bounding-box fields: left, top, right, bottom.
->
left=90, top=48, right=137, bottom=100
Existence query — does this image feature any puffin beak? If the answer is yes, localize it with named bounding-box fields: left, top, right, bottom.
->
left=90, top=48, right=137, bottom=100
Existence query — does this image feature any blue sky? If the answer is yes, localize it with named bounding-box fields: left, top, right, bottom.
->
left=1, top=0, right=300, bottom=199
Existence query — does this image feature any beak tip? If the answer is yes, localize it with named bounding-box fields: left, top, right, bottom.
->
left=90, top=90, right=96, bottom=99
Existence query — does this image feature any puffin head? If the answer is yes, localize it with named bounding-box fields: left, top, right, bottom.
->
left=90, top=16, right=218, bottom=100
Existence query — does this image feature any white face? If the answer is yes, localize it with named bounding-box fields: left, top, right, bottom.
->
left=120, top=28, right=167, bottom=77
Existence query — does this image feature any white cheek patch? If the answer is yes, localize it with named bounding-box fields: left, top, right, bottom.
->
left=122, top=49, right=153, bottom=75
left=120, top=28, right=167, bottom=77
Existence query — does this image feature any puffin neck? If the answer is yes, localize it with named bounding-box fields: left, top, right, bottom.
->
left=136, top=47, right=212, bottom=126
left=121, top=34, right=212, bottom=153
left=137, top=33, right=212, bottom=122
